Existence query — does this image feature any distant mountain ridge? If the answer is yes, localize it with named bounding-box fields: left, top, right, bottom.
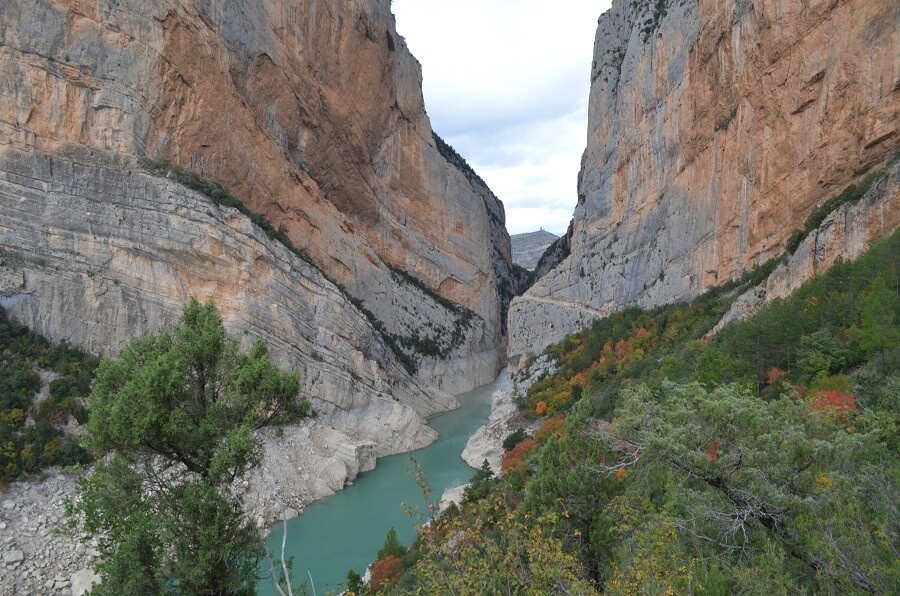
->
left=510, top=230, right=559, bottom=270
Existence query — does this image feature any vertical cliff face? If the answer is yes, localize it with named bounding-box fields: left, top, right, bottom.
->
left=510, top=0, right=899, bottom=360
left=0, top=1, right=515, bottom=454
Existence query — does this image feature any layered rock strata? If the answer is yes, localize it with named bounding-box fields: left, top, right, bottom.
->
left=0, top=0, right=516, bottom=400
left=0, top=152, right=453, bottom=453
left=510, top=0, right=900, bottom=360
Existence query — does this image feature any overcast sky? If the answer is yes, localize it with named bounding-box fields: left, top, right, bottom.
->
left=392, top=0, right=612, bottom=236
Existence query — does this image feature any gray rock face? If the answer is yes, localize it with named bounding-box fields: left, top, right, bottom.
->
left=245, top=420, right=380, bottom=527
left=0, top=0, right=515, bottom=398
left=0, top=151, right=452, bottom=457
left=509, top=0, right=900, bottom=360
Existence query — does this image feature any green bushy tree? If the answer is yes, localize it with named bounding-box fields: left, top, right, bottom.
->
left=71, top=298, right=309, bottom=594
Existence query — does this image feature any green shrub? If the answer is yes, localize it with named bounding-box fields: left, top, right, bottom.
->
left=502, top=429, right=528, bottom=452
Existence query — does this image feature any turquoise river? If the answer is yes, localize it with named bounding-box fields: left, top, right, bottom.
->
left=258, top=369, right=511, bottom=595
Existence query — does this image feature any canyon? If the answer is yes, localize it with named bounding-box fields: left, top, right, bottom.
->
left=0, top=0, right=520, bottom=491
left=510, top=0, right=899, bottom=361
left=0, top=0, right=898, bottom=592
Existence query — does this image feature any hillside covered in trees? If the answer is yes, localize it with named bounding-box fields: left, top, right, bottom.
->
left=362, top=230, right=899, bottom=594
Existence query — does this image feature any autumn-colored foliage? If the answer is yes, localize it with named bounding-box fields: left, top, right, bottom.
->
left=369, top=555, right=403, bottom=590
left=522, top=304, right=718, bottom=418
left=502, top=438, right=537, bottom=474
left=535, top=401, right=547, bottom=416
left=810, top=390, right=857, bottom=422
left=766, top=368, right=787, bottom=385
left=535, top=415, right=566, bottom=443
left=705, top=437, right=722, bottom=462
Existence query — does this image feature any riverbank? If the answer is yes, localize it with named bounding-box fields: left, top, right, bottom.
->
left=460, top=356, right=556, bottom=473
left=0, top=372, right=506, bottom=595
left=258, top=371, right=508, bottom=595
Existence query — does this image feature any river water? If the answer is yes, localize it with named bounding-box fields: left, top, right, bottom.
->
left=258, top=369, right=510, bottom=595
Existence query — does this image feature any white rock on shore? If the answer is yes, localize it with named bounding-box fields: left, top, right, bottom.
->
left=439, top=484, right=468, bottom=512
left=461, top=358, right=555, bottom=474
left=461, top=387, right=518, bottom=474
left=243, top=419, right=379, bottom=529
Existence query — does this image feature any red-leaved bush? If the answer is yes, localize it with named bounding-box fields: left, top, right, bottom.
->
left=705, top=437, right=722, bottom=462
left=810, top=390, right=857, bottom=423
left=369, top=555, right=403, bottom=590
left=766, top=367, right=787, bottom=385
left=501, top=438, right=537, bottom=474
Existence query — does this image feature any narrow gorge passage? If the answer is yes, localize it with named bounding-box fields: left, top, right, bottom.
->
left=258, top=371, right=511, bottom=594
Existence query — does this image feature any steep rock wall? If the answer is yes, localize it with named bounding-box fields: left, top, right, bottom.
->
left=712, top=160, right=899, bottom=333
left=0, top=151, right=451, bottom=456
left=0, top=0, right=515, bottom=397
left=510, top=0, right=899, bottom=360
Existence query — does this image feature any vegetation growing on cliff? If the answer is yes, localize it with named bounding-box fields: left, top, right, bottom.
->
left=785, top=166, right=890, bottom=255
left=0, top=306, right=94, bottom=486
left=372, top=231, right=899, bottom=594
left=139, top=157, right=319, bottom=269
left=68, top=298, right=310, bottom=594
left=384, top=265, right=476, bottom=367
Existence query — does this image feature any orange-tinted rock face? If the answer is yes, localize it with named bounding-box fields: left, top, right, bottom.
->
left=510, top=0, right=899, bottom=359
left=1, top=0, right=517, bottom=394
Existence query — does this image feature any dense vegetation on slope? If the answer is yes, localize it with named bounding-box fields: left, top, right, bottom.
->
left=0, top=306, right=95, bottom=486
left=363, top=230, right=899, bottom=594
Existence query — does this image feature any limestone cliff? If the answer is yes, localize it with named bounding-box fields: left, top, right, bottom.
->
left=0, top=0, right=518, bottom=463
left=510, top=0, right=899, bottom=360
left=0, top=0, right=516, bottom=398
left=711, top=159, right=899, bottom=334
left=0, top=152, right=453, bottom=456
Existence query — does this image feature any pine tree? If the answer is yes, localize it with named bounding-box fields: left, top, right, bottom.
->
left=377, top=527, right=406, bottom=561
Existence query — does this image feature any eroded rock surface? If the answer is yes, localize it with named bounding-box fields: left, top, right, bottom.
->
left=0, top=0, right=521, bottom=588
left=712, top=160, right=899, bottom=333
left=0, top=0, right=516, bottom=395
left=0, top=152, right=451, bottom=454
left=462, top=360, right=550, bottom=474
left=510, top=0, right=900, bottom=360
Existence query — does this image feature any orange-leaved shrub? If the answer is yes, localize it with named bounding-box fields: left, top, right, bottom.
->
left=369, top=555, right=403, bottom=590
left=535, top=415, right=566, bottom=443
left=810, top=390, right=857, bottom=423
left=501, top=438, right=537, bottom=474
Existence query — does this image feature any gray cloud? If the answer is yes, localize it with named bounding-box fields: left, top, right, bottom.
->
left=393, top=0, right=611, bottom=235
